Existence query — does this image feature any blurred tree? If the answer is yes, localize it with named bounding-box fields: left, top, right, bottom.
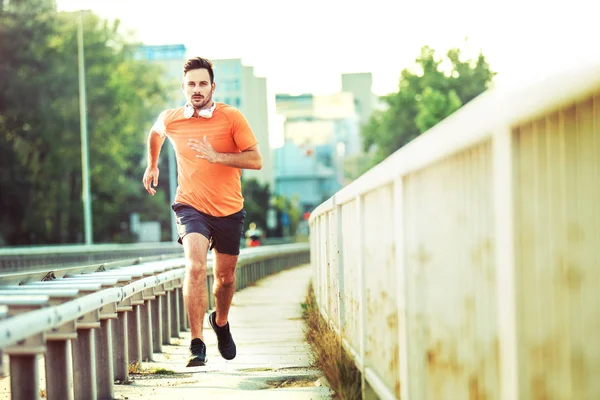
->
left=361, top=44, right=495, bottom=169
left=0, top=2, right=170, bottom=245
left=270, top=193, right=301, bottom=237
left=241, top=178, right=271, bottom=235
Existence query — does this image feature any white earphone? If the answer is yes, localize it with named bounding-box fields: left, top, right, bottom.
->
left=183, top=101, right=216, bottom=119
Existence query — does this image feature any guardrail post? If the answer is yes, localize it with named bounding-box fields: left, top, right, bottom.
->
left=97, top=303, right=118, bottom=400
left=170, top=287, right=180, bottom=338
left=73, top=314, right=99, bottom=400
left=161, top=283, right=172, bottom=344
left=238, top=265, right=244, bottom=290
left=96, top=319, right=114, bottom=399
left=178, top=287, right=188, bottom=331
left=127, top=304, right=142, bottom=365
left=5, top=333, right=45, bottom=400
left=151, top=288, right=164, bottom=353
left=0, top=350, right=5, bottom=378
left=46, top=341, right=73, bottom=400
left=112, top=309, right=129, bottom=382
left=10, top=354, right=39, bottom=400
left=141, top=295, right=154, bottom=361
left=46, top=321, right=77, bottom=400
left=206, top=275, right=215, bottom=310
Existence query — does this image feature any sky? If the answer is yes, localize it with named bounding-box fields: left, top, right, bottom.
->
left=56, top=0, right=600, bottom=97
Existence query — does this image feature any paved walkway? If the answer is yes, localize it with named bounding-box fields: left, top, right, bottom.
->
left=114, top=264, right=332, bottom=399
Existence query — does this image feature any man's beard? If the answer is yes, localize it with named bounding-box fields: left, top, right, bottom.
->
left=191, top=94, right=212, bottom=110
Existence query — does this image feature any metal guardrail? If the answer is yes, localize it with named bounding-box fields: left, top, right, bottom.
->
left=0, top=242, right=184, bottom=272
left=0, top=242, right=310, bottom=400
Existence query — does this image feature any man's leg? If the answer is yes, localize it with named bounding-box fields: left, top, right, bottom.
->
left=182, top=233, right=210, bottom=340
left=207, top=208, right=244, bottom=360
left=212, top=250, right=238, bottom=327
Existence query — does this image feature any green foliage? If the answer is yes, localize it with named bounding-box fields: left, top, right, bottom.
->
left=241, top=178, right=271, bottom=233
left=0, top=2, right=171, bottom=244
left=240, top=178, right=304, bottom=238
left=270, top=193, right=301, bottom=236
left=361, top=44, right=495, bottom=169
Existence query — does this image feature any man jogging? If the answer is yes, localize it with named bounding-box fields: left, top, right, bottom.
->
left=142, top=56, right=262, bottom=367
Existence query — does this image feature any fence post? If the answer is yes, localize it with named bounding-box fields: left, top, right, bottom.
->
left=493, top=125, right=519, bottom=400
left=394, top=177, right=410, bottom=400
left=356, top=195, right=368, bottom=399
left=335, top=199, right=345, bottom=334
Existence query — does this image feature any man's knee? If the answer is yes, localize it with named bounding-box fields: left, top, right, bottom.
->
left=215, top=270, right=236, bottom=287
left=185, top=257, right=207, bottom=276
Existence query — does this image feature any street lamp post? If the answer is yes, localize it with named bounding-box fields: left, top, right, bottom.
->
left=77, top=10, right=93, bottom=245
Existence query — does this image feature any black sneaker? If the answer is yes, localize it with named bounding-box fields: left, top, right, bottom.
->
left=186, top=338, right=207, bottom=367
left=208, top=311, right=236, bottom=360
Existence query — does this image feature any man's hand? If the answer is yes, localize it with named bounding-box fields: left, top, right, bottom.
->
left=188, top=136, right=219, bottom=163
left=142, top=166, right=160, bottom=196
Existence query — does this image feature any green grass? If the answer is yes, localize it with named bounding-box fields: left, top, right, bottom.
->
left=128, top=361, right=176, bottom=375
left=302, top=283, right=362, bottom=400
left=151, top=368, right=177, bottom=375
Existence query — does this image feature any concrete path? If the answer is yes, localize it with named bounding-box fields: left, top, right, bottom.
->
left=114, top=264, right=332, bottom=399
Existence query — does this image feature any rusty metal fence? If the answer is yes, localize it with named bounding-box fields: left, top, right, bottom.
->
left=309, top=64, right=600, bottom=399
left=0, top=242, right=309, bottom=400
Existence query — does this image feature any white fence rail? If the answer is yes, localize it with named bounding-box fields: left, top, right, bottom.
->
left=309, top=64, right=600, bottom=399
left=0, top=243, right=309, bottom=400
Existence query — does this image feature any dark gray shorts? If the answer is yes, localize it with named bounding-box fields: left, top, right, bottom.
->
left=171, top=203, right=246, bottom=255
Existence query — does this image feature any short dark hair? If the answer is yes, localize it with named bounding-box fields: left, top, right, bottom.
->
left=183, top=57, right=214, bottom=83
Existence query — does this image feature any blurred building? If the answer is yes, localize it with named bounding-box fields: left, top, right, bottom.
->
left=211, top=59, right=274, bottom=190
left=274, top=92, right=361, bottom=213
left=133, top=44, right=186, bottom=107
left=341, top=72, right=377, bottom=128
left=341, top=73, right=378, bottom=182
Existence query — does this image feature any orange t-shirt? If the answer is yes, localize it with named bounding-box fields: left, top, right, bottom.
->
left=151, top=103, right=258, bottom=217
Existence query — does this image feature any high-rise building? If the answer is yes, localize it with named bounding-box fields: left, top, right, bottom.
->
left=274, top=91, right=360, bottom=213
left=211, top=59, right=274, bottom=190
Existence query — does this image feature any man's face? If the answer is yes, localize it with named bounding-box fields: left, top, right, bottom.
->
left=182, top=68, right=215, bottom=109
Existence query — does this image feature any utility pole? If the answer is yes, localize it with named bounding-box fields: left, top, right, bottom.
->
left=77, top=10, right=93, bottom=244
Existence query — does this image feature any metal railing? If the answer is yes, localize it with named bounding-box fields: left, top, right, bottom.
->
left=0, top=242, right=309, bottom=400
left=0, top=242, right=184, bottom=273
left=309, top=64, right=600, bottom=399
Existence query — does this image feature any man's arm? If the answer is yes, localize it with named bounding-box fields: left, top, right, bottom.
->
left=147, top=130, right=166, bottom=168
left=214, top=144, right=262, bottom=170
left=188, top=137, right=262, bottom=170
left=142, top=130, right=166, bottom=195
